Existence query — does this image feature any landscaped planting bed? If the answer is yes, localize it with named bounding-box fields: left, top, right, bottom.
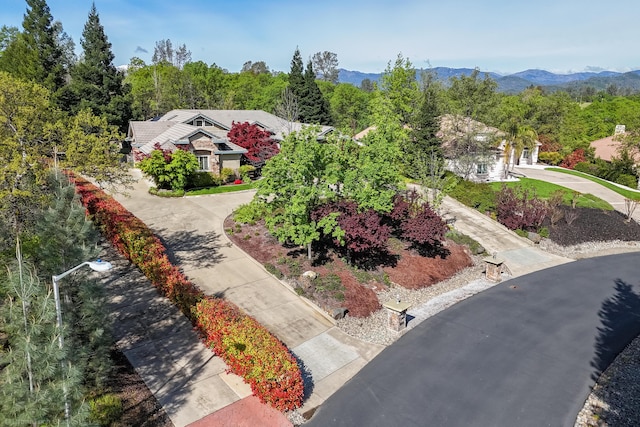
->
left=68, top=172, right=304, bottom=411
left=224, top=217, right=473, bottom=318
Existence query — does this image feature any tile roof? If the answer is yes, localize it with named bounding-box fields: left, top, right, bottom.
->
left=128, top=121, right=175, bottom=147
left=590, top=134, right=640, bottom=162
left=156, top=109, right=334, bottom=140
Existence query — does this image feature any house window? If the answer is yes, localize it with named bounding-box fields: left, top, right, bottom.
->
left=476, top=163, right=488, bottom=175
left=195, top=119, right=204, bottom=127
left=522, top=148, right=529, bottom=159
left=197, top=155, right=209, bottom=171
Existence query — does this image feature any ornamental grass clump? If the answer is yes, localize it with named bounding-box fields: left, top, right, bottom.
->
left=67, top=172, right=304, bottom=410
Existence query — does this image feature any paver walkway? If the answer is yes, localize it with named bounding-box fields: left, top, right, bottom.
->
left=109, top=171, right=383, bottom=426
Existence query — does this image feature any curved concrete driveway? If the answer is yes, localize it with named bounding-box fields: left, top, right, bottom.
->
left=306, top=252, right=640, bottom=427
left=515, top=166, right=640, bottom=222
left=111, top=171, right=384, bottom=424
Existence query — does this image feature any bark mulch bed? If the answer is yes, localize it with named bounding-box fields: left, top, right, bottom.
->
left=224, top=217, right=473, bottom=319
left=546, top=206, right=640, bottom=246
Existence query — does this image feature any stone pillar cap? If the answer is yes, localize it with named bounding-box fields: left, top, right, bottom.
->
left=383, top=300, right=411, bottom=312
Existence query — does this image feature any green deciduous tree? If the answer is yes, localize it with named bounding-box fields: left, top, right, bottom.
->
left=329, top=83, right=370, bottom=136
left=0, top=0, right=68, bottom=98
left=0, top=71, right=55, bottom=237
left=61, top=108, right=132, bottom=191
left=378, top=53, right=420, bottom=126
left=446, top=68, right=498, bottom=123
left=347, top=92, right=404, bottom=212
left=257, top=126, right=334, bottom=259
left=138, top=146, right=199, bottom=191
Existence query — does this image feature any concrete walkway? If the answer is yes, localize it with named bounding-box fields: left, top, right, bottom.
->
left=109, top=171, right=384, bottom=426
left=514, top=165, right=640, bottom=223
left=440, top=195, right=571, bottom=277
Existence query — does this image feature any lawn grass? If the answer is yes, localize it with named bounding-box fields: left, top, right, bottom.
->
left=546, top=167, right=640, bottom=201
left=490, top=178, right=613, bottom=210
left=186, top=182, right=256, bottom=195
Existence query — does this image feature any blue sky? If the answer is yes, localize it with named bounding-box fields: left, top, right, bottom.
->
left=2, top=0, right=639, bottom=75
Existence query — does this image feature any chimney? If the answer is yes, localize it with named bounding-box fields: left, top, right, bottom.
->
left=614, top=124, right=626, bottom=135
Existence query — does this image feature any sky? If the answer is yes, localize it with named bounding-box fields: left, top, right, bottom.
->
left=2, top=0, right=640, bottom=75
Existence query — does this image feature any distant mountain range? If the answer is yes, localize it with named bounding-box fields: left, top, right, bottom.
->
left=338, top=67, right=640, bottom=94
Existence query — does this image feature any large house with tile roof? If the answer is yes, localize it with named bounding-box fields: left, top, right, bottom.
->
left=127, top=109, right=335, bottom=174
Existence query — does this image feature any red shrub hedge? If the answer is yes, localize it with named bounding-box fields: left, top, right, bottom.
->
left=193, top=297, right=303, bottom=410
left=68, top=172, right=303, bottom=411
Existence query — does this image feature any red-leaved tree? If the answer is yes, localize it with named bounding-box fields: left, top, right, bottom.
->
left=496, top=186, right=548, bottom=231
left=227, top=121, right=280, bottom=168
left=559, top=148, right=586, bottom=169
left=312, top=200, right=391, bottom=265
left=389, top=190, right=447, bottom=256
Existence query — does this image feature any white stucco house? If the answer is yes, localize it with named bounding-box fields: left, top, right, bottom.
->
left=438, top=115, right=540, bottom=182
left=354, top=115, right=541, bottom=183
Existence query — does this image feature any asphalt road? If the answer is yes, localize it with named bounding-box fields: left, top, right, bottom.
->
left=306, top=252, right=640, bottom=427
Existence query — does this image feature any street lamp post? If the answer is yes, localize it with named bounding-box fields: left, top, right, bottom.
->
left=52, top=259, right=112, bottom=425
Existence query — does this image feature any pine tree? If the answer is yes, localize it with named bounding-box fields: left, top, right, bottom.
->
left=288, top=47, right=305, bottom=101
left=0, top=174, right=110, bottom=425
left=0, top=0, right=67, bottom=96
left=301, top=60, right=333, bottom=125
left=65, top=3, right=131, bottom=132
left=0, top=248, right=87, bottom=426
left=407, top=75, right=442, bottom=178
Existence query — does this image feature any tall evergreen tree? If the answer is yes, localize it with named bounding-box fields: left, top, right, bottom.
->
left=301, top=60, right=333, bottom=125
left=407, top=73, right=443, bottom=178
left=0, top=0, right=67, bottom=96
left=288, top=47, right=305, bottom=101
left=64, top=3, right=131, bottom=132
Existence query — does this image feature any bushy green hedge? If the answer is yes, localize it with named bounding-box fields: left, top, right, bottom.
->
left=188, top=171, right=223, bottom=189
left=448, top=178, right=496, bottom=213
left=68, top=172, right=304, bottom=411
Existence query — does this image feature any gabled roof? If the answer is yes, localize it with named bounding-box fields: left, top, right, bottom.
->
left=137, top=121, right=247, bottom=156
left=128, top=121, right=175, bottom=147
left=438, top=114, right=505, bottom=149
left=155, top=109, right=334, bottom=140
